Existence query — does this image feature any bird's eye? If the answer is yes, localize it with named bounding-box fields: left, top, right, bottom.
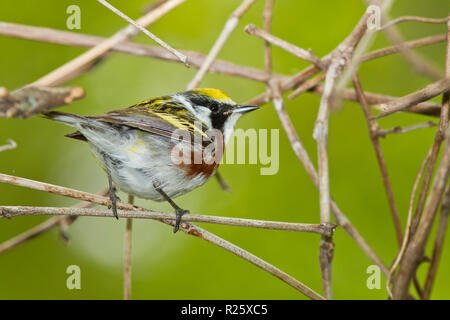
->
left=209, top=103, right=219, bottom=113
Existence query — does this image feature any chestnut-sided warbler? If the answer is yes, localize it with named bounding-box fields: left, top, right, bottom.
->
left=45, top=88, right=258, bottom=232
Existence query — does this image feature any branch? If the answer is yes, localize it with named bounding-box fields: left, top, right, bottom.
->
left=0, top=173, right=325, bottom=299
left=359, top=34, right=446, bottom=63
left=378, top=8, right=443, bottom=80
left=0, top=204, right=332, bottom=236
left=376, top=121, right=438, bottom=138
left=30, top=0, right=187, bottom=86
left=386, top=145, right=433, bottom=299
left=392, top=128, right=450, bottom=299
left=124, top=195, right=133, bottom=300
left=352, top=73, right=402, bottom=246
left=97, top=0, right=189, bottom=67
left=372, top=78, right=450, bottom=119
left=186, top=0, right=255, bottom=89
left=0, top=86, right=84, bottom=118
left=310, top=85, right=442, bottom=117
left=422, top=183, right=450, bottom=299
left=245, top=24, right=325, bottom=69
left=0, top=189, right=109, bottom=255
left=0, top=22, right=285, bottom=84
left=379, top=16, right=448, bottom=31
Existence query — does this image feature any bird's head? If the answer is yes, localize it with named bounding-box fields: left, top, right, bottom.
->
left=173, top=88, right=258, bottom=141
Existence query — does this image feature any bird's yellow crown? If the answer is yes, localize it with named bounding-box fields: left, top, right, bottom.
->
left=192, top=88, right=233, bottom=103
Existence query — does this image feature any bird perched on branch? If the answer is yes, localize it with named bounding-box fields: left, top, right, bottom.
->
left=45, top=88, right=258, bottom=232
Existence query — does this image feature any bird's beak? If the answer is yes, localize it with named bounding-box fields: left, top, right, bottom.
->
left=232, top=105, right=259, bottom=114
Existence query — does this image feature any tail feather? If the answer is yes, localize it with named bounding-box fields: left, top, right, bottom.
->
left=44, top=111, right=88, bottom=127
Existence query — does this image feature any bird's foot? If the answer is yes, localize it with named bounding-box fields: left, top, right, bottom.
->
left=174, top=208, right=189, bottom=233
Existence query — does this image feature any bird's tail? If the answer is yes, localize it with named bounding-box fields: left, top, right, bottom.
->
left=43, top=111, right=89, bottom=128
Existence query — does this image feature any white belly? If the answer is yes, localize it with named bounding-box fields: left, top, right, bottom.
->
left=88, top=130, right=214, bottom=201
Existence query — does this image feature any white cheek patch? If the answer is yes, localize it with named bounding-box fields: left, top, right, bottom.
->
left=192, top=106, right=212, bottom=129
left=223, top=113, right=241, bottom=145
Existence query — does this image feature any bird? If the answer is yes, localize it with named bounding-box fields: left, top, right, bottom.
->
left=45, top=88, right=259, bottom=232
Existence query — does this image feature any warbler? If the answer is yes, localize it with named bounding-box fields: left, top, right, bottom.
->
left=45, top=88, right=258, bottom=232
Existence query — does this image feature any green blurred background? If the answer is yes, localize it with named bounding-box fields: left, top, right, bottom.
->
left=1, top=0, right=449, bottom=299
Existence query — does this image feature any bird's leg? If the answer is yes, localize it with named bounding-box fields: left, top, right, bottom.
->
left=107, top=169, right=119, bottom=219
left=153, top=181, right=189, bottom=233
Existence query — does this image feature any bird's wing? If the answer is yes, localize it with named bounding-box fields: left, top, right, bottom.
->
left=93, top=96, right=211, bottom=145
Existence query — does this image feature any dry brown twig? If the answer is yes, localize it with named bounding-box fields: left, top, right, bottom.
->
left=186, top=0, right=256, bottom=89
left=386, top=146, right=433, bottom=298
left=352, top=73, right=402, bottom=246
left=124, top=195, right=134, bottom=300
left=423, top=183, right=450, bottom=299
left=379, top=16, right=448, bottom=31
left=392, top=127, right=450, bottom=299
left=373, top=78, right=450, bottom=119
left=31, top=0, right=187, bottom=87
left=376, top=121, right=437, bottom=138
left=0, top=22, right=446, bottom=117
left=0, top=86, right=84, bottom=118
left=245, top=24, right=325, bottom=70
left=96, top=0, right=189, bottom=67
left=0, top=173, right=324, bottom=300
left=0, top=189, right=109, bottom=255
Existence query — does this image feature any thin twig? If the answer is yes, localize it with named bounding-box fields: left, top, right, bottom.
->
left=375, top=4, right=443, bottom=80
left=352, top=73, right=402, bottom=246
left=377, top=121, right=438, bottom=138
left=96, top=0, right=189, bottom=67
left=392, top=128, right=450, bottom=299
left=31, top=0, right=187, bottom=86
left=0, top=139, right=17, bottom=153
left=262, top=0, right=274, bottom=77
left=0, top=204, right=333, bottom=235
left=245, top=24, right=325, bottom=70
left=0, top=189, right=109, bottom=255
left=386, top=146, right=432, bottom=299
left=0, top=174, right=324, bottom=299
left=310, top=85, right=442, bottom=117
left=359, top=34, right=446, bottom=63
left=0, top=86, right=84, bottom=118
left=186, top=0, right=255, bottom=89
left=379, top=16, right=448, bottom=31
left=0, top=22, right=283, bottom=84
left=288, top=73, right=325, bottom=100
left=124, top=195, right=134, bottom=300
left=372, top=78, right=450, bottom=119
left=422, top=183, right=450, bottom=299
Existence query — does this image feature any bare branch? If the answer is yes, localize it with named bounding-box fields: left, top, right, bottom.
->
left=379, top=16, right=448, bottom=31
left=422, top=183, right=450, bottom=299
left=372, top=78, right=450, bottom=119
left=0, top=86, right=84, bottom=118
left=262, top=0, right=275, bottom=76
left=245, top=24, right=325, bottom=69
left=124, top=195, right=134, bottom=300
left=0, top=22, right=284, bottom=84
left=386, top=146, right=433, bottom=299
left=31, top=0, right=187, bottom=86
left=186, top=0, right=255, bottom=89
left=0, top=189, right=109, bottom=255
left=360, top=34, right=446, bottom=63
left=310, top=85, right=442, bottom=117
left=352, top=73, right=402, bottom=246
left=0, top=173, right=325, bottom=299
left=96, top=0, right=189, bottom=67
left=392, top=128, right=450, bottom=299
left=376, top=121, right=438, bottom=138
